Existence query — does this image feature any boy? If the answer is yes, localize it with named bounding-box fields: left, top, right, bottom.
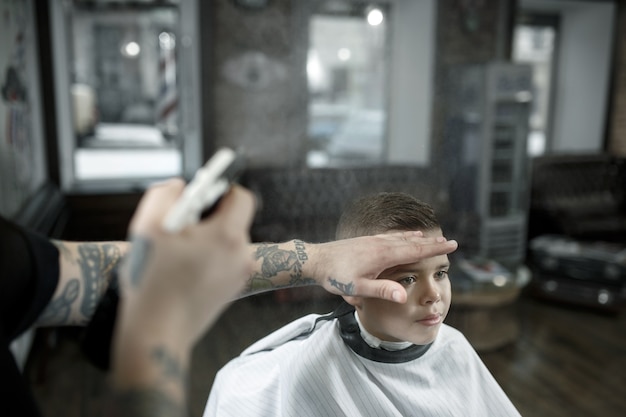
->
left=204, top=192, right=520, bottom=416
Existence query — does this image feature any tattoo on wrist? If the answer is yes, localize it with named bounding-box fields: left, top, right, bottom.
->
left=328, top=277, right=355, bottom=295
left=78, top=242, right=122, bottom=318
left=246, top=243, right=316, bottom=291
left=294, top=240, right=308, bottom=263
left=48, top=240, right=122, bottom=325
left=127, top=237, right=153, bottom=288
left=151, top=346, right=188, bottom=387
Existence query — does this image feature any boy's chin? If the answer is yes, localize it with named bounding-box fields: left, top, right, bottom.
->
left=409, top=329, right=441, bottom=346
left=410, top=336, right=437, bottom=346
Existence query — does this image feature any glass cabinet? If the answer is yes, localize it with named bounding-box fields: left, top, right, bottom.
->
left=446, top=62, right=533, bottom=265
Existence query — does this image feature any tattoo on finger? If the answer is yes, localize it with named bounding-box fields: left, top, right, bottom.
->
left=328, top=277, right=355, bottom=295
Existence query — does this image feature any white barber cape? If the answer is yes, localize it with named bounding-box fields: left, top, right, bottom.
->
left=205, top=304, right=521, bottom=417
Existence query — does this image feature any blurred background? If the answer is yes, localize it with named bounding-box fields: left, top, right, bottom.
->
left=1, top=0, right=625, bottom=416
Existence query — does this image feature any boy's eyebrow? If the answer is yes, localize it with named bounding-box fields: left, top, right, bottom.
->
left=391, top=262, right=451, bottom=274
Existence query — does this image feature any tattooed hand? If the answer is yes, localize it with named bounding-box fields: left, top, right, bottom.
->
left=305, top=232, right=458, bottom=303
left=110, top=179, right=255, bottom=417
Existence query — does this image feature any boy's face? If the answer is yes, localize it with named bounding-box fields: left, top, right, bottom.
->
left=344, top=229, right=451, bottom=346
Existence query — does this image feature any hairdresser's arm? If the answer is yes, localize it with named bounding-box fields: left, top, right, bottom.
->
left=243, top=234, right=458, bottom=303
left=35, top=240, right=130, bottom=327
left=109, top=180, right=255, bottom=417
left=36, top=219, right=457, bottom=329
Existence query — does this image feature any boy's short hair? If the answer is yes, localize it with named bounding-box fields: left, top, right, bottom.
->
left=336, top=192, right=440, bottom=240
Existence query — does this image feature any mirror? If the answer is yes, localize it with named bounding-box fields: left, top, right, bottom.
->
left=67, top=1, right=182, bottom=181
left=50, top=0, right=206, bottom=188
left=71, top=6, right=180, bottom=142
left=306, top=2, right=389, bottom=167
left=512, top=14, right=558, bottom=156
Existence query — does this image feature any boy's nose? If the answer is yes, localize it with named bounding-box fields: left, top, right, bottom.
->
left=419, top=279, right=441, bottom=305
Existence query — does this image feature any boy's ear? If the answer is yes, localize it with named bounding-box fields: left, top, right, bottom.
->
left=342, top=295, right=362, bottom=308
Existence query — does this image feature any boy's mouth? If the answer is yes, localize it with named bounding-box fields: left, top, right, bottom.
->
left=416, top=314, right=442, bottom=326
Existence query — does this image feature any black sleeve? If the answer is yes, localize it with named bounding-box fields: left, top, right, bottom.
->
left=0, top=215, right=59, bottom=342
left=0, top=215, right=60, bottom=417
left=1, top=345, right=43, bottom=417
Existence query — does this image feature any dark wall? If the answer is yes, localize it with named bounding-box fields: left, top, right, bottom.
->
left=62, top=192, right=143, bottom=241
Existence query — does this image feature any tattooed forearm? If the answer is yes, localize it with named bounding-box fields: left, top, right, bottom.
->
left=243, top=241, right=316, bottom=294
left=37, top=279, right=80, bottom=325
left=328, top=277, right=355, bottom=295
left=78, top=242, right=122, bottom=319
left=46, top=240, right=124, bottom=326
left=108, top=346, right=188, bottom=417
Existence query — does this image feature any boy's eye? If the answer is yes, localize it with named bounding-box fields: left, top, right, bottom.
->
left=398, top=276, right=417, bottom=285
left=434, top=270, right=449, bottom=280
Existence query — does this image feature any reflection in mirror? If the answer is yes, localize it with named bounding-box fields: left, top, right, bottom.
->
left=63, top=0, right=183, bottom=181
left=512, top=14, right=558, bottom=157
left=306, top=2, right=388, bottom=167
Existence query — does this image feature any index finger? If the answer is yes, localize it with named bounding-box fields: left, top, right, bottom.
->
left=377, top=236, right=458, bottom=270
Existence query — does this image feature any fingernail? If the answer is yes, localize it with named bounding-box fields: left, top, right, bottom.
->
left=436, top=236, right=446, bottom=242
left=392, top=290, right=402, bottom=302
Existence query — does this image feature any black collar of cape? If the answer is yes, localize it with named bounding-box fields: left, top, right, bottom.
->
left=313, top=302, right=433, bottom=364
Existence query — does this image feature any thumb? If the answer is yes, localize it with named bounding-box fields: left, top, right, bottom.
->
left=352, top=279, right=407, bottom=303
